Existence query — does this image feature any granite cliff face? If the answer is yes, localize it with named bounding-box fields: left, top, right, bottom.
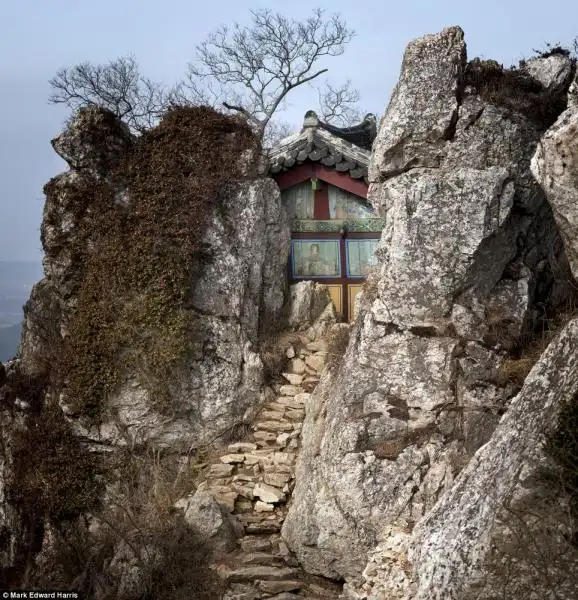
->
left=531, top=65, right=578, bottom=278
left=18, top=106, right=291, bottom=450
left=282, top=26, right=577, bottom=597
left=0, top=106, right=292, bottom=585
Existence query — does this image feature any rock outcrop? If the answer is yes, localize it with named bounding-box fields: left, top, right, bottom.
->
left=531, top=67, right=578, bottom=278
left=283, top=25, right=575, bottom=585
left=18, top=106, right=291, bottom=450
left=348, top=318, right=578, bottom=600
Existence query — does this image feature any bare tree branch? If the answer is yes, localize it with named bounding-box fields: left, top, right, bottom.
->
left=315, top=79, right=363, bottom=126
left=48, top=10, right=366, bottom=142
left=49, top=55, right=170, bottom=134
left=262, top=119, right=295, bottom=148
left=185, top=8, right=356, bottom=138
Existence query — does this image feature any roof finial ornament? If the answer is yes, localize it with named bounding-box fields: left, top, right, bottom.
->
left=363, top=113, right=378, bottom=141
left=303, top=110, right=320, bottom=129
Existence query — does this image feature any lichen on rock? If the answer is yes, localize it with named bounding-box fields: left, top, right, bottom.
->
left=283, top=26, right=576, bottom=590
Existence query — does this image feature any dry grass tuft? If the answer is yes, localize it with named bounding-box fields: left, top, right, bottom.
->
left=325, top=324, right=351, bottom=372
left=23, top=447, right=222, bottom=599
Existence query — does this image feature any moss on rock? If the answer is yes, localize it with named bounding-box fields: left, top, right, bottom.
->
left=48, top=106, right=259, bottom=418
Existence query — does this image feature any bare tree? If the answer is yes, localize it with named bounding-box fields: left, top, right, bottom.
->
left=315, top=79, right=363, bottom=126
left=183, top=8, right=358, bottom=139
left=48, top=10, right=365, bottom=142
left=49, top=55, right=169, bottom=134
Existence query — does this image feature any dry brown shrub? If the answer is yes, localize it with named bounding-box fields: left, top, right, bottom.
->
left=464, top=58, right=574, bottom=128
left=260, top=331, right=304, bottom=380
left=498, top=295, right=578, bottom=389
left=24, top=447, right=223, bottom=599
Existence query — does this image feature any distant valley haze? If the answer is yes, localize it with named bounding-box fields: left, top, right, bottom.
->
left=0, top=261, right=44, bottom=360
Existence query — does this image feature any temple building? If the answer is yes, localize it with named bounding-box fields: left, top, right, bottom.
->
left=268, top=110, right=382, bottom=321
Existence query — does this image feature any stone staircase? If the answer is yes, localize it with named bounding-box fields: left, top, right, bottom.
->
left=196, top=333, right=342, bottom=600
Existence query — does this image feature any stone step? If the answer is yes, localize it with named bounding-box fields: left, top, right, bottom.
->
left=273, top=398, right=306, bottom=410
left=221, top=453, right=247, bottom=464
left=238, top=513, right=285, bottom=525
left=279, top=384, right=302, bottom=396
left=233, top=473, right=258, bottom=484
left=305, top=354, right=326, bottom=372
left=227, top=566, right=298, bottom=583
left=262, top=592, right=302, bottom=600
left=241, top=552, right=287, bottom=566
left=244, top=520, right=283, bottom=534
left=306, top=340, right=328, bottom=352
left=254, top=482, right=286, bottom=503
left=284, top=409, right=305, bottom=421
left=255, top=440, right=285, bottom=450
left=253, top=430, right=278, bottom=442
left=260, top=410, right=288, bottom=421
left=206, top=463, right=235, bottom=478
left=263, top=472, right=293, bottom=487
left=254, top=421, right=295, bottom=432
left=258, top=579, right=303, bottom=594
left=262, top=462, right=293, bottom=474
left=239, top=535, right=275, bottom=553
left=254, top=500, right=276, bottom=513
left=228, top=442, right=258, bottom=453
left=289, top=358, right=306, bottom=375
left=277, top=394, right=309, bottom=407
left=266, top=401, right=290, bottom=412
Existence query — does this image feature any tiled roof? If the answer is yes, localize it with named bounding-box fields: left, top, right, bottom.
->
left=266, top=111, right=377, bottom=183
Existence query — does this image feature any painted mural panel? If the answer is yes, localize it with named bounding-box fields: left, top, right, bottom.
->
left=329, top=186, right=374, bottom=219
left=346, top=239, right=379, bottom=277
left=282, top=181, right=314, bottom=219
left=348, top=285, right=364, bottom=321
left=291, top=240, right=341, bottom=278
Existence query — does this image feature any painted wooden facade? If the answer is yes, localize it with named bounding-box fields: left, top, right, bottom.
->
left=269, top=111, right=383, bottom=322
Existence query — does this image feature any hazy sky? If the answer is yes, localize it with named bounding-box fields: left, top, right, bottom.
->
left=1, top=0, right=576, bottom=262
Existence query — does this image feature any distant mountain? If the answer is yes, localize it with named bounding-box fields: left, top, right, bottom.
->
left=0, top=260, right=43, bottom=328
left=0, top=323, right=22, bottom=362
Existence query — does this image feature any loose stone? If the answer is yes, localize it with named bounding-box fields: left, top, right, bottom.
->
left=282, top=373, right=304, bottom=385
left=290, top=358, right=306, bottom=374
left=220, top=453, right=246, bottom=464
left=254, top=482, right=286, bottom=503
left=255, top=500, right=275, bottom=512
left=279, top=385, right=301, bottom=396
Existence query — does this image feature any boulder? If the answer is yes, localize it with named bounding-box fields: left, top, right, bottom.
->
left=522, top=52, right=575, bottom=94
left=177, top=487, right=243, bottom=553
left=19, top=106, right=292, bottom=449
left=284, top=282, right=334, bottom=331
